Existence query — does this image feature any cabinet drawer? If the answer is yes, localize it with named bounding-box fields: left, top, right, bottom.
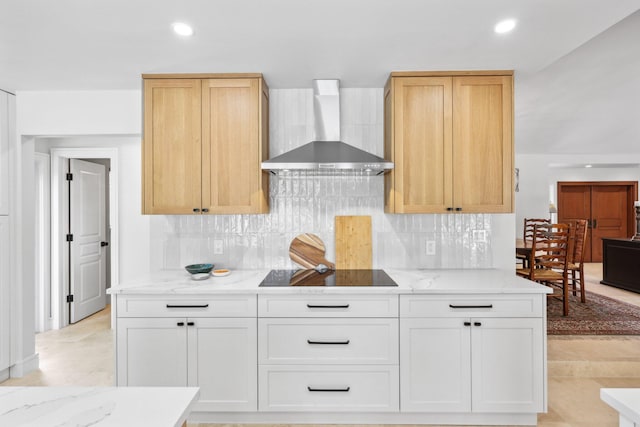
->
left=258, top=365, right=399, bottom=412
left=259, top=318, right=398, bottom=365
left=117, top=295, right=256, bottom=317
left=400, top=294, right=543, bottom=318
left=258, top=294, right=398, bottom=317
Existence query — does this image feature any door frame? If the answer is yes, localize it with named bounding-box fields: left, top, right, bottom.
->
left=557, top=181, right=638, bottom=260
left=50, top=148, right=118, bottom=329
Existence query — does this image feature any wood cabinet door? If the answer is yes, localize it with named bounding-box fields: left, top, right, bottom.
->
left=591, top=185, right=630, bottom=261
left=399, top=318, right=471, bottom=412
left=391, top=77, right=453, bottom=213
left=557, top=184, right=593, bottom=261
left=201, top=78, right=265, bottom=214
left=471, top=318, right=544, bottom=413
left=116, top=317, right=188, bottom=387
left=452, top=76, right=513, bottom=213
left=143, top=79, right=202, bottom=214
left=187, top=317, right=257, bottom=411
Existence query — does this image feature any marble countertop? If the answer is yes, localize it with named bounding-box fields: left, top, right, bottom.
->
left=0, top=387, right=199, bottom=427
left=108, top=268, right=550, bottom=295
left=601, top=388, right=640, bottom=423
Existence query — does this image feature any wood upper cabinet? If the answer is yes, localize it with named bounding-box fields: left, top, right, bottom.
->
left=143, top=74, right=269, bottom=214
left=384, top=71, right=513, bottom=214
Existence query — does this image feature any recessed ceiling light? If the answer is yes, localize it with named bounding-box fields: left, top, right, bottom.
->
left=585, top=164, right=593, bottom=168
left=494, top=19, right=516, bottom=34
left=172, top=22, right=194, bottom=37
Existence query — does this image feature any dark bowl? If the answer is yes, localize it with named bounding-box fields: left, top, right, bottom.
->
left=185, top=263, right=214, bottom=275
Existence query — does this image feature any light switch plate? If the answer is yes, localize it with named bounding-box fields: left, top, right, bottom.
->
left=426, top=240, right=436, bottom=255
left=213, top=239, right=224, bottom=255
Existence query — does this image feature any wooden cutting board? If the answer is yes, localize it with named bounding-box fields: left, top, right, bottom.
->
left=289, top=234, right=335, bottom=270
left=335, top=216, right=372, bottom=269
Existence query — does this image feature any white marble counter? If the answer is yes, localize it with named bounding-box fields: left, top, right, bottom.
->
left=0, top=386, right=199, bottom=427
left=108, top=268, right=550, bottom=295
left=601, top=388, right=640, bottom=426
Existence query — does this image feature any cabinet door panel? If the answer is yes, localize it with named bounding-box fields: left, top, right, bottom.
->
left=0, top=217, right=10, bottom=373
left=400, top=318, right=471, bottom=412
left=452, top=76, right=513, bottom=212
left=143, top=79, right=202, bottom=214
left=393, top=77, right=453, bottom=213
left=202, top=79, right=261, bottom=214
left=471, top=317, right=544, bottom=413
left=187, top=317, right=257, bottom=412
left=116, top=317, right=187, bottom=386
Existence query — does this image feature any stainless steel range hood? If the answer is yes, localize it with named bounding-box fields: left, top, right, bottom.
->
left=262, top=80, right=394, bottom=175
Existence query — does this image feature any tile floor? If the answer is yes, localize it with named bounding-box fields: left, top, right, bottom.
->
left=2, top=263, right=640, bottom=427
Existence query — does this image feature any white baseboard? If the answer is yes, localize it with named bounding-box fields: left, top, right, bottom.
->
left=9, top=353, right=39, bottom=377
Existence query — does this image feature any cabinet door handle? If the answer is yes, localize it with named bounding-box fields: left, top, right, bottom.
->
left=592, top=219, right=597, bottom=229
left=166, top=304, right=209, bottom=309
left=463, top=321, right=471, bottom=326
left=193, top=208, right=201, bottom=213
left=449, top=304, right=493, bottom=309
left=455, top=207, right=462, bottom=211
left=177, top=322, right=185, bottom=326
left=446, top=207, right=454, bottom=211
left=187, top=322, right=195, bottom=326
left=307, top=339, right=350, bottom=345
left=474, top=322, right=482, bottom=327
left=307, top=386, right=350, bottom=392
left=202, top=208, right=209, bottom=213
left=306, top=304, right=350, bottom=309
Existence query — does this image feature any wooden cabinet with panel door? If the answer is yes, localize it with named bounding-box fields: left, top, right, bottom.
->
left=142, top=73, right=269, bottom=214
left=384, top=71, right=513, bottom=214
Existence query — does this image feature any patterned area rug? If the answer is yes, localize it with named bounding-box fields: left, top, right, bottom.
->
left=548, top=290, right=640, bottom=335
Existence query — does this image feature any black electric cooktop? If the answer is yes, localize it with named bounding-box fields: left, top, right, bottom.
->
left=259, top=269, right=398, bottom=287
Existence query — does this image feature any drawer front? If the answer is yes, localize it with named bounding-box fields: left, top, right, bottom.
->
left=258, top=365, right=399, bottom=412
left=258, top=294, right=398, bottom=318
left=117, top=295, right=257, bottom=317
left=259, top=318, right=398, bottom=365
left=400, top=294, right=543, bottom=318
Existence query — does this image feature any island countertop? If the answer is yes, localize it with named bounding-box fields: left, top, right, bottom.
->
left=107, top=269, right=551, bottom=295
left=0, top=387, right=199, bottom=427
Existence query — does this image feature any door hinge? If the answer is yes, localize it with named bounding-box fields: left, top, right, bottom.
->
left=66, top=295, right=74, bottom=303
left=66, top=173, right=73, bottom=181
left=66, top=234, right=73, bottom=242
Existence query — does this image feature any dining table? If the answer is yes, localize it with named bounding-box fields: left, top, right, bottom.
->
left=516, top=239, right=533, bottom=269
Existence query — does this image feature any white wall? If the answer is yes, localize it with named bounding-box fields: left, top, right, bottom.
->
left=515, top=153, right=640, bottom=238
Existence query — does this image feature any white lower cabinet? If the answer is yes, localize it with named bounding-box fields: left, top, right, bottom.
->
left=259, top=365, right=399, bottom=412
left=400, top=295, right=545, bottom=415
left=257, top=294, right=400, bottom=412
left=115, top=296, right=257, bottom=412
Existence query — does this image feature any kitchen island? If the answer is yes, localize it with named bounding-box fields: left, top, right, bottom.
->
left=0, top=386, right=199, bottom=426
left=109, top=269, right=551, bottom=426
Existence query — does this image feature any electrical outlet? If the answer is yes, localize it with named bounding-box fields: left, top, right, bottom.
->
left=473, top=230, right=487, bottom=242
left=426, top=240, right=436, bottom=255
left=213, top=239, right=224, bottom=255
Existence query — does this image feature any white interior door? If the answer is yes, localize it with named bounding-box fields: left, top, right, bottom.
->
left=69, top=159, right=106, bottom=323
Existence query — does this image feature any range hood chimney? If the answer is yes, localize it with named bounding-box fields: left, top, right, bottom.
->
left=262, top=79, right=394, bottom=175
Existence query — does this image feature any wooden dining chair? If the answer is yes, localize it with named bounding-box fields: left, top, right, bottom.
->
left=516, top=223, right=571, bottom=316
left=517, top=218, right=551, bottom=268
left=567, top=219, right=588, bottom=303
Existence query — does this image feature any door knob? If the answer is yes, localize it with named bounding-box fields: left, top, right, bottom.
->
left=100, top=241, right=109, bottom=247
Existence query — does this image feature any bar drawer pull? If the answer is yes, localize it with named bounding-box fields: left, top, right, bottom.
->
left=307, top=339, right=350, bottom=345
left=306, top=304, right=350, bottom=309
left=449, top=304, right=493, bottom=309
left=307, top=386, right=350, bottom=392
left=166, top=304, right=210, bottom=309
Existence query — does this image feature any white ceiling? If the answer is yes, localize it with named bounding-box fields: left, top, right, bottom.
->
left=1, top=0, right=640, bottom=91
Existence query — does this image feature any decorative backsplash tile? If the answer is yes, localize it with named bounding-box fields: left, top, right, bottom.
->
left=149, top=88, right=493, bottom=271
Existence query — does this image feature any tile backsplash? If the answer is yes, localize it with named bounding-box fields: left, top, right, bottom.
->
left=149, top=88, right=492, bottom=271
